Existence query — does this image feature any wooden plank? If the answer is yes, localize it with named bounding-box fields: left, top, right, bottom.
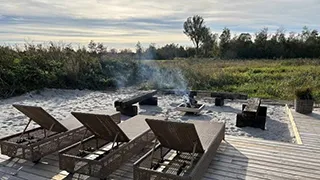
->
left=114, top=90, right=157, bottom=108
left=243, top=98, right=261, bottom=113
left=285, top=104, right=303, bottom=144
left=290, top=108, right=320, bottom=146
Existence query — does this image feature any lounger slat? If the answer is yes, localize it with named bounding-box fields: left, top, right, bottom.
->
left=146, top=119, right=204, bottom=153
left=13, top=104, right=68, bottom=133
left=71, top=112, right=130, bottom=142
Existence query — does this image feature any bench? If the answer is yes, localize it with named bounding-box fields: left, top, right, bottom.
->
left=114, top=90, right=158, bottom=116
left=236, top=98, right=267, bottom=130
left=162, top=90, right=248, bottom=107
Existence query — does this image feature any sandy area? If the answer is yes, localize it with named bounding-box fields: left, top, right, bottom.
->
left=0, top=89, right=295, bottom=143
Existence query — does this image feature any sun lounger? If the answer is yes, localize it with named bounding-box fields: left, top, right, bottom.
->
left=0, top=105, right=120, bottom=163
left=134, top=119, right=225, bottom=180
left=0, top=105, right=90, bottom=162
left=59, top=114, right=164, bottom=179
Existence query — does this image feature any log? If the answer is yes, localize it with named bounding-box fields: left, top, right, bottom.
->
left=114, top=90, right=157, bottom=108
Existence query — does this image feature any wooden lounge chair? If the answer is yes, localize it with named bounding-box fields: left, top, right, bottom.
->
left=59, top=113, right=164, bottom=179
left=0, top=104, right=92, bottom=163
left=134, top=119, right=225, bottom=180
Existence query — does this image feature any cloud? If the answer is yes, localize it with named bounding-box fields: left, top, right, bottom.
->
left=0, top=0, right=319, bottom=48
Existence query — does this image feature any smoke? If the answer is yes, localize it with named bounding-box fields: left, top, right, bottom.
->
left=102, top=52, right=189, bottom=93
left=138, top=62, right=188, bottom=91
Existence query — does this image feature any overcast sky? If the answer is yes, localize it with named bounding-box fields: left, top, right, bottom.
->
left=0, top=0, right=319, bottom=49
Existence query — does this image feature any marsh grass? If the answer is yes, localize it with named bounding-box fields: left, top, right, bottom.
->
left=144, top=59, right=320, bottom=102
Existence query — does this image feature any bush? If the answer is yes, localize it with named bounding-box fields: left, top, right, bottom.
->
left=295, top=88, right=313, bottom=100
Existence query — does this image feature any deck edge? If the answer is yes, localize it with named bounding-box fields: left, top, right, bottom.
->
left=285, top=104, right=303, bottom=144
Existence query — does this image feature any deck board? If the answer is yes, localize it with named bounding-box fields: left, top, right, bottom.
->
left=1, top=107, right=320, bottom=180
left=291, top=109, right=320, bottom=147
left=1, top=135, right=320, bottom=180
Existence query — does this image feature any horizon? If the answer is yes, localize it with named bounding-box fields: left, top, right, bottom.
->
left=0, top=0, right=319, bottom=50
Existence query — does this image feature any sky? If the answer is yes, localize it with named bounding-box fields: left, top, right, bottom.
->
left=0, top=0, right=319, bottom=50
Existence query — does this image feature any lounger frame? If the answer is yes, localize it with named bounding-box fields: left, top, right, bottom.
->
left=133, top=123, right=225, bottom=180
left=0, top=126, right=89, bottom=162
left=59, top=129, right=155, bottom=179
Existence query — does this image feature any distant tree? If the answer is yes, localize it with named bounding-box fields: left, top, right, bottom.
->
left=96, top=43, right=107, bottom=54
left=269, top=28, right=286, bottom=58
left=88, top=41, right=107, bottom=55
left=110, top=48, right=117, bottom=54
left=200, top=28, right=218, bottom=57
left=254, top=28, right=269, bottom=58
left=135, top=41, right=143, bottom=60
left=144, top=43, right=157, bottom=59
left=120, top=49, right=133, bottom=54
left=88, top=40, right=97, bottom=54
left=219, top=28, right=231, bottom=58
left=183, top=15, right=207, bottom=55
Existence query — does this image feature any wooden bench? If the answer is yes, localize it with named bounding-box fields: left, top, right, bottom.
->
left=114, top=90, right=158, bottom=116
left=162, top=90, right=248, bottom=107
left=236, top=98, right=267, bottom=130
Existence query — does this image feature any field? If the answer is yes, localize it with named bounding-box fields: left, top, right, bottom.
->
left=143, top=59, right=320, bottom=102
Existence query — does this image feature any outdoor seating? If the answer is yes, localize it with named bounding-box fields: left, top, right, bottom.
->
left=236, top=98, right=267, bottom=130
left=133, top=119, right=225, bottom=180
left=114, top=90, right=158, bottom=116
left=59, top=113, right=164, bottom=179
left=0, top=105, right=93, bottom=163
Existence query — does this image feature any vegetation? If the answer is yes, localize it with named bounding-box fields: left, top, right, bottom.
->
left=137, top=15, right=320, bottom=60
left=0, top=43, right=139, bottom=98
left=1, top=15, right=320, bottom=102
left=144, top=59, right=320, bottom=102
left=295, top=88, right=313, bottom=100
left=1, top=43, right=320, bottom=102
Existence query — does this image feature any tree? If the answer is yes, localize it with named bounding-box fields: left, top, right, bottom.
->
left=88, top=40, right=97, bottom=54
left=135, top=41, right=143, bottom=60
left=254, top=28, right=269, bottom=58
left=200, top=27, right=218, bottom=57
left=183, top=15, right=207, bottom=55
left=219, top=28, right=231, bottom=58
left=144, top=43, right=157, bottom=59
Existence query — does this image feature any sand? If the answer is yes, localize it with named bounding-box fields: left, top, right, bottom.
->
left=0, top=88, right=295, bottom=143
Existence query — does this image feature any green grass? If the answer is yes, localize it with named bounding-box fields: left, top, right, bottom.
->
left=144, top=59, right=320, bottom=102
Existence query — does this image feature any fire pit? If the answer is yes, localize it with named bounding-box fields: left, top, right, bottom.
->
left=176, top=95, right=205, bottom=114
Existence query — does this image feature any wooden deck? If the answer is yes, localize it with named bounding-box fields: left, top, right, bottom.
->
left=1, top=135, right=320, bottom=180
left=290, top=109, right=320, bottom=147
left=1, top=107, right=320, bottom=180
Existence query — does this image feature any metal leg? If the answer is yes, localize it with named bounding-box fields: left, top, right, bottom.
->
left=18, top=118, right=32, bottom=142
left=190, top=142, right=197, bottom=167
left=77, top=129, right=88, bottom=151
left=111, top=133, right=119, bottom=150
left=149, top=140, right=158, bottom=168
left=44, top=123, right=55, bottom=139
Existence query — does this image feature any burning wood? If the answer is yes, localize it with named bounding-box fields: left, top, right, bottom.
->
left=177, top=94, right=204, bottom=114
left=183, top=95, right=197, bottom=108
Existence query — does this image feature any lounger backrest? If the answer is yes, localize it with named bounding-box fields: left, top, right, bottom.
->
left=71, top=112, right=130, bottom=142
left=145, top=119, right=204, bottom=153
left=13, top=104, right=68, bottom=133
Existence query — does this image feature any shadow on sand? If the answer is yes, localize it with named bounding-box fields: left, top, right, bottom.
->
left=138, top=105, right=163, bottom=116
left=240, top=116, right=292, bottom=142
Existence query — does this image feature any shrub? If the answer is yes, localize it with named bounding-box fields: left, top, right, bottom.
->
left=295, top=88, right=313, bottom=100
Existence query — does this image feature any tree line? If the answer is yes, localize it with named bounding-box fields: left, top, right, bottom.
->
left=1, top=15, right=320, bottom=98
left=135, top=15, right=320, bottom=60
